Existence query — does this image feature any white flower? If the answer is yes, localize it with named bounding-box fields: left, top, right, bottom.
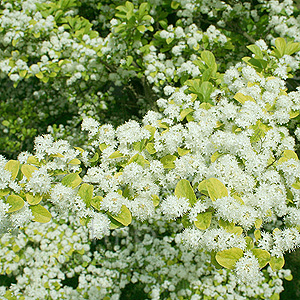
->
left=160, top=195, right=190, bottom=219
left=88, top=212, right=110, bottom=239
left=234, top=251, right=263, bottom=284
left=101, top=192, right=124, bottom=215
left=26, top=167, right=51, bottom=195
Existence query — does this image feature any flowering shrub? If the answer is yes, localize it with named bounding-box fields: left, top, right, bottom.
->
left=1, top=35, right=300, bottom=288
left=1, top=0, right=300, bottom=297
left=0, top=211, right=293, bottom=299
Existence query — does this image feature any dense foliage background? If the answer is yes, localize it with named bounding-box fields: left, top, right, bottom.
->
left=1, top=0, right=300, bottom=299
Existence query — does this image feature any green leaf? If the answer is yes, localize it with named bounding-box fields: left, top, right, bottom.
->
left=21, top=165, right=38, bottom=180
left=270, top=255, right=285, bottom=271
left=26, top=156, right=41, bottom=166
left=270, top=294, right=280, bottom=300
left=245, top=236, right=254, bottom=250
left=151, top=194, right=160, bottom=207
left=19, top=70, right=27, bottom=78
left=7, top=195, right=24, bottom=213
left=290, top=110, right=299, bottom=119
left=35, top=72, right=44, bottom=79
left=137, top=25, right=146, bottom=33
left=278, top=150, right=299, bottom=164
left=286, top=42, right=300, bottom=55
left=233, top=92, right=256, bottom=104
left=247, top=44, right=263, bottom=59
left=255, top=218, right=263, bottom=229
left=68, top=158, right=81, bottom=165
left=284, top=273, right=293, bottom=281
left=211, top=251, right=222, bottom=269
left=205, top=178, right=228, bottom=202
left=144, top=125, right=156, bottom=140
left=146, top=143, right=156, bottom=154
left=180, top=108, right=194, bottom=121
left=138, top=3, right=148, bottom=17
left=133, top=139, right=147, bottom=152
left=99, top=143, right=108, bottom=152
left=252, top=249, right=270, bottom=268
left=110, top=205, right=132, bottom=226
left=175, top=179, right=196, bottom=206
left=200, top=81, right=213, bottom=102
left=211, top=151, right=223, bottom=163
left=90, top=152, right=99, bottom=163
left=30, top=205, right=52, bottom=223
left=4, top=160, right=20, bottom=180
left=216, top=247, right=243, bottom=269
left=78, top=183, right=94, bottom=208
left=171, top=1, right=180, bottom=9
left=275, top=37, right=286, bottom=58
left=0, top=189, right=9, bottom=197
left=126, top=55, right=133, bottom=66
left=194, top=211, right=212, bottom=230
left=25, top=193, right=42, bottom=205
left=250, top=120, right=271, bottom=144
left=2, top=120, right=10, bottom=127
left=177, top=147, right=190, bottom=156
left=127, top=153, right=149, bottom=167
left=201, top=50, right=216, bottom=68
left=91, top=196, right=103, bottom=211
left=160, top=155, right=176, bottom=169
left=166, top=37, right=173, bottom=44
left=292, top=180, right=300, bottom=189
left=283, top=150, right=298, bottom=160
left=61, top=173, right=82, bottom=188
left=109, top=150, right=127, bottom=159
left=254, top=229, right=261, bottom=240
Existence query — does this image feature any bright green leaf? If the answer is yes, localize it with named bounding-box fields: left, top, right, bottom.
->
left=211, top=151, right=223, bottom=163
left=216, top=247, right=243, bottom=269
left=146, top=143, right=156, bottom=154
left=7, top=195, right=24, bottom=213
left=286, top=42, right=300, bottom=55
left=91, top=196, right=103, bottom=211
left=26, top=193, right=42, bottom=205
left=233, top=92, right=256, bottom=104
left=205, top=178, right=228, bottom=202
left=160, top=155, right=176, bottom=169
left=21, top=165, right=38, bottom=180
left=61, top=173, right=82, bottom=188
left=252, top=249, right=270, bottom=268
left=68, top=159, right=81, bottom=165
left=194, top=211, right=212, bottom=230
left=180, top=108, right=194, bottom=121
left=109, top=150, right=127, bottom=159
left=175, top=179, right=196, bottom=206
left=110, top=205, right=132, bottom=226
left=275, top=37, right=286, bottom=58
left=30, top=205, right=52, bottom=223
left=177, top=147, right=190, bottom=156
left=5, top=160, right=20, bottom=180
left=201, top=50, right=216, bottom=68
left=152, top=194, right=160, bottom=207
left=270, top=255, right=285, bottom=271
left=78, top=183, right=94, bottom=207
left=128, top=153, right=149, bottom=167
left=247, top=44, right=263, bottom=59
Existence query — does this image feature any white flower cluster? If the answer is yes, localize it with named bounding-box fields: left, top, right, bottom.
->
left=143, top=23, right=228, bottom=86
